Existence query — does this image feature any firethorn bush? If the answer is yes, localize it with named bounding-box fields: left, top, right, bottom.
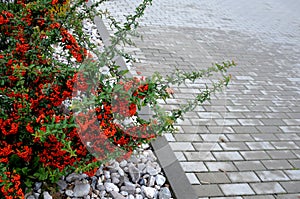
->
left=0, top=0, right=235, bottom=198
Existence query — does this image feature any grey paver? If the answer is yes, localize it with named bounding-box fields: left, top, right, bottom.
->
left=284, top=170, right=300, bottom=180
left=246, top=141, right=275, bottom=150
left=213, top=152, right=244, bottom=161
left=180, top=162, right=208, bottom=172
left=256, top=126, right=282, bottom=133
left=240, top=151, right=271, bottom=160
left=267, top=150, right=297, bottom=159
left=227, top=134, right=254, bottom=141
left=255, top=170, right=290, bottom=181
left=243, top=196, right=275, bottom=199
left=193, top=143, right=223, bottom=151
left=185, top=152, right=216, bottom=161
left=196, top=172, right=230, bottom=184
left=169, top=142, right=195, bottom=151
left=227, top=171, right=260, bottom=182
left=219, top=183, right=255, bottom=196
left=186, top=173, right=200, bottom=185
left=262, top=160, right=293, bottom=170
left=219, top=142, right=249, bottom=151
left=234, top=161, right=266, bottom=171
left=250, top=182, right=286, bottom=194
left=193, top=185, right=223, bottom=197
left=271, top=141, right=299, bottom=149
left=251, top=133, right=278, bottom=141
left=174, top=134, right=203, bottom=142
left=288, top=159, right=300, bottom=169
left=280, top=181, right=300, bottom=193
left=205, top=162, right=238, bottom=172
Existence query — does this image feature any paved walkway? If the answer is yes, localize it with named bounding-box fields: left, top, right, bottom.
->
left=101, top=0, right=300, bottom=198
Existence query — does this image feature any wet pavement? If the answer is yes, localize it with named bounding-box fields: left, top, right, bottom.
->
left=101, top=0, right=300, bottom=198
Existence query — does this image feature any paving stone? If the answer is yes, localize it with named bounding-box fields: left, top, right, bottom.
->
left=184, top=152, right=216, bottom=161
left=227, top=134, right=254, bottom=141
left=262, top=160, right=293, bottom=170
left=186, top=173, right=200, bottom=185
left=292, top=149, right=300, bottom=158
left=220, top=183, right=255, bottom=196
left=174, top=134, right=203, bottom=142
left=260, top=119, right=286, bottom=125
left=212, top=152, right=243, bottom=161
left=227, top=171, right=260, bottom=182
left=271, top=141, right=299, bottom=149
left=205, top=162, right=237, bottom=172
left=283, top=119, right=300, bottom=125
left=180, top=162, right=208, bottom=172
left=193, top=185, right=223, bottom=197
left=214, top=119, right=240, bottom=126
left=200, top=134, right=228, bottom=142
left=207, top=126, right=235, bottom=134
left=240, top=151, right=271, bottom=160
left=267, top=150, right=297, bottom=159
left=196, top=172, right=230, bottom=184
left=288, top=159, right=300, bottom=169
left=238, top=119, right=264, bottom=126
left=280, top=181, right=300, bottom=193
left=251, top=134, right=278, bottom=141
left=219, top=142, right=249, bottom=151
left=245, top=142, right=275, bottom=150
left=227, top=106, right=250, bottom=112
left=164, top=133, right=176, bottom=142
left=193, top=143, right=223, bottom=151
left=169, top=142, right=195, bottom=151
left=250, top=182, right=286, bottom=194
left=276, top=194, right=300, bottom=199
left=255, top=170, right=290, bottom=181
left=174, top=152, right=186, bottom=161
left=190, top=119, right=217, bottom=126
left=256, top=126, right=282, bottom=133
left=276, top=133, right=300, bottom=141
left=182, top=126, right=210, bottom=134
left=235, top=161, right=266, bottom=171
left=284, top=170, right=300, bottom=180
left=232, top=126, right=259, bottom=134
left=243, top=196, right=275, bottom=199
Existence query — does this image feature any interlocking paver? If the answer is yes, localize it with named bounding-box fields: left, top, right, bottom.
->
left=169, top=142, right=195, bottom=151
left=227, top=171, right=260, bottom=182
left=255, top=170, right=290, bottom=181
left=213, top=152, right=244, bottom=161
left=250, top=182, right=286, bottom=194
left=180, top=162, right=208, bottom=172
left=240, top=151, right=271, bottom=160
left=205, top=162, right=238, bottom=172
left=267, top=150, right=297, bottom=159
left=251, top=133, right=278, bottom=141
left=234, top=161, right=266, bottom=171
left=193, top=185, right=223, bottom=197
left=271, top=141, right=299, bottom=149
left=196, top=172, right=230, bottom=184
left=219, top=183, right=255, bottom=196
left=284, top=170, right=300, bottom=180
left=219, top=142, right=249, bottom=151
left=245, top=141, right=275, bottom=150
left=288, top=160, right=300, bottom=169
left=174, top=134, right=203, bottom=142
left=186, top=173, right=200, bottom=185
left=262, top=160, right=293, bottom=170
left=185, top=152, right=215, bottom=161
left=193, top=143, right=223, bottom=151
left=280, top=181, right=300, bottom=193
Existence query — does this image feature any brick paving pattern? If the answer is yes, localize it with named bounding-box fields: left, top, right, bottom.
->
left=101, top=0, right=300, bottom=198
